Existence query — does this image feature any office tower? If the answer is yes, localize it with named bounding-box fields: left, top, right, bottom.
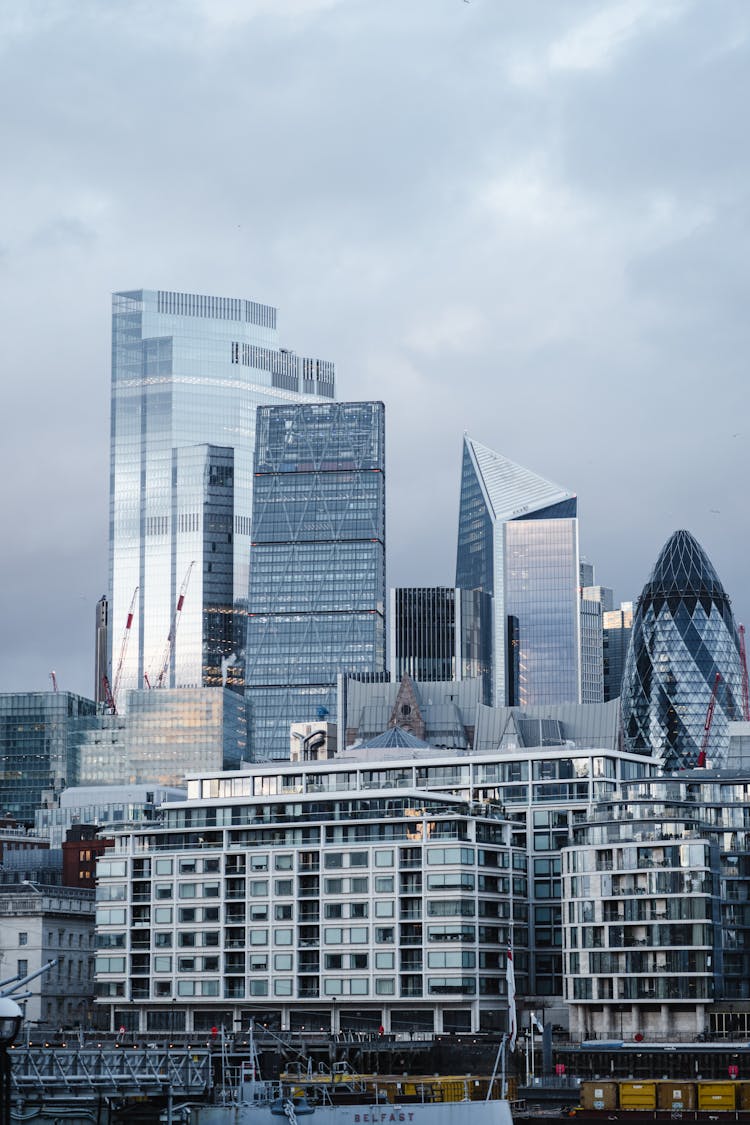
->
left=578, top=564, right=613, bottom=705
left=0, top=692, right=97, bottom=823
left=77, top=687, right=245, bottom=786
left=109, top=289, right=334, bottom=699
left=621, top=529, right=743, bottom=768
left=94, top=595, right=109, bottom=705
left=455, top=436, right=580, bottom=707
left=245, top=402, right=385, bottom=760
left=579, top=591, right=604, bottom=704
left=602, top=600, right=633, bottom=701
left=389, top=587, right=491, bottom=702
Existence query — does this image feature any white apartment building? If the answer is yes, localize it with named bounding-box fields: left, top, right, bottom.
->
left=95, top=776, right=524, bottom=1036
left=93, top=718, right=656, bottom=1036
left=0, top=885, right=96, bottom=1028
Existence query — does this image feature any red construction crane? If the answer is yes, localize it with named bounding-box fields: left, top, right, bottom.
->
left=108, top=586, right=139, bottom=714
left=697, top=671, right=721, bottom=767
left=153, top=561, right=195, bottom=689
left=101, top=674, right=116, bottom=714
left=739, top=624, right=750, bottom=722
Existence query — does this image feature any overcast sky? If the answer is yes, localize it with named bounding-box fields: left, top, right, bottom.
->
left=1, top=0, right=749, bottom=698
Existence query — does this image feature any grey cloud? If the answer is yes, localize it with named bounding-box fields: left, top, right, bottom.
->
left=1, top=0, right=749, bottom=695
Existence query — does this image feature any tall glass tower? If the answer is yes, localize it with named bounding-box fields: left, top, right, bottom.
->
left=621, top=529, right=743, bottom=769
left=109, top=289, right=334, bottom=699
left=456, top=436, right=581, bottom=706
left=246, top=401, right=386, bottom=760
left=389, top=587, right=492, bottom=702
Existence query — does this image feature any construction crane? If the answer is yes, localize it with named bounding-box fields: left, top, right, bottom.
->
left=153, top=561, right=195, bottom=689
left=101, top=674, right=116, bottom=714
left=697, top=671, right=721, bottom=768
left=740, top=624, right=750, bottom=722
left=107, top=586, right=139, bottom=714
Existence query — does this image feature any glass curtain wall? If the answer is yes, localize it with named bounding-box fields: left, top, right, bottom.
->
left=246, top=402, right=386, bottom=760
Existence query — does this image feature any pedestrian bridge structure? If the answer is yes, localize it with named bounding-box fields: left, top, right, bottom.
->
left=9, top=1044, right=212, bottom=1097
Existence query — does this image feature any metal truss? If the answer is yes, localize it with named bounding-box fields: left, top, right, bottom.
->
left=9, top=1046, right=212, bottom=1096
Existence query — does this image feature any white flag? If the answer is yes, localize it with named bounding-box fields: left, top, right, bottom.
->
left=506, top=944, right=517, bottom=1051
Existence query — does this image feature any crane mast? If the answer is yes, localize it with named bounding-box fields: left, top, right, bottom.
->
left=697, top=671, right=721, bottom=767
left=740, top=624, right=750, bottom=722
left=106, top=586, right=139, bottom=715
left=153, top=561, right=195, bottom=689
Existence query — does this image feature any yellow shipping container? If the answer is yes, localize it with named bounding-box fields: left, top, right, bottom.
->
left=697, top=1081, right=737, bottom=1110
left=580, top=1081, right=618, bottom=1111
left=656, top=1080, right=696, bottom=1110
left=620, top=1081, right=657, bottom=1110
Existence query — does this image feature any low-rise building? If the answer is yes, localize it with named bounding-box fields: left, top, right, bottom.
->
left=0, top=884, right=96, bottom=1028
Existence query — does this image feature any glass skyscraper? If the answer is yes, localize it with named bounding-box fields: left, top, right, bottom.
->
left=109, top=289, right=334, bottom=700
left=621, top=529, right=744, bottom=769
left=456, top=436, right=581, bottom=706
left=245, top=401, right=386, bottom=760
left=0, top=692, right=97, bottom=822
left=389, top=586, right=492, bottom=702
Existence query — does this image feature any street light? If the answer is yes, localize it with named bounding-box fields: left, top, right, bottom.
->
left=0, top=996, right=22, bottom=1125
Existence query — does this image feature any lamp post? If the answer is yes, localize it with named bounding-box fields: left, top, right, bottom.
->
left=0, top=997, right=22, bottom=1125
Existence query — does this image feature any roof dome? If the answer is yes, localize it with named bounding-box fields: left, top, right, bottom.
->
left=644, top=529, right=727, bottom=604
left=356, top=726, right=432, bottom=750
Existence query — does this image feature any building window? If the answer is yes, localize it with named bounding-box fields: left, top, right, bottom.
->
left=18, top=934, right=28, bottom=946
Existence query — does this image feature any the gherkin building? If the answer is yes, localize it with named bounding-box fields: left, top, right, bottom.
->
left=621, top=529, right=743, bottom=769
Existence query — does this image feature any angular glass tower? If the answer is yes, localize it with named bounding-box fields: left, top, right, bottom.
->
left=621, top=529, right=743, bottom=769
left=109, top=289, right=334, bottom=699
left=246, top=401, right=386, bottom=760
left=456, top=437, right=580, bottom=706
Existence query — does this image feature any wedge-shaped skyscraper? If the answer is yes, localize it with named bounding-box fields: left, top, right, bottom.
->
left=456, top=437, right=580, bottom=706
left=621, top=529, right=743, bottom=769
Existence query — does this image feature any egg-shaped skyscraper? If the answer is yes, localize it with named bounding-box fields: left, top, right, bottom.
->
left=622, top=529, right=743, bottom=769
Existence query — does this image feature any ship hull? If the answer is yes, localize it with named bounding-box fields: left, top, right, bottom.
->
left=195, top=1100, right=513, bottom=1125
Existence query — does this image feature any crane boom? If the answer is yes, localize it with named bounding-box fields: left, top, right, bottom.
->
left=697, top=671, right=721, bottom=767
left=154, top=561, right=195, bottom=688
left=110, top=586, right=139, bottom=713
left=740, top=624, right=750, bottom=722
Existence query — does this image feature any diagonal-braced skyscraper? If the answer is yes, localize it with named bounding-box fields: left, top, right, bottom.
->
left=109, top=289, right=335, bottom=702
left=621, top=529, right=744, bottom=768
left=245, top=401, right=386, bottom=760
left=456, top=436, right=581, bottom=707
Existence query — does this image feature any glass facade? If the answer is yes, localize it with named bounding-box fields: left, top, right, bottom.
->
left=246, top=402, right=386, bottom=760
left=621, top=530, right=743, bottom=769
left=109, top=289, right=334, bottom=700
left=389, top=587, right=491, bottom=701
left=456, top=437, right=581, bottom=706
left=603, top=601, right=633, bottom=701
left=0, top=692, right=97, bottom=822
left=77, top=688, right=246, bottom=787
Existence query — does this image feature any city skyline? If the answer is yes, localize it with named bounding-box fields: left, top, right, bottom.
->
left=2, top=1, right=750, bottom=696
